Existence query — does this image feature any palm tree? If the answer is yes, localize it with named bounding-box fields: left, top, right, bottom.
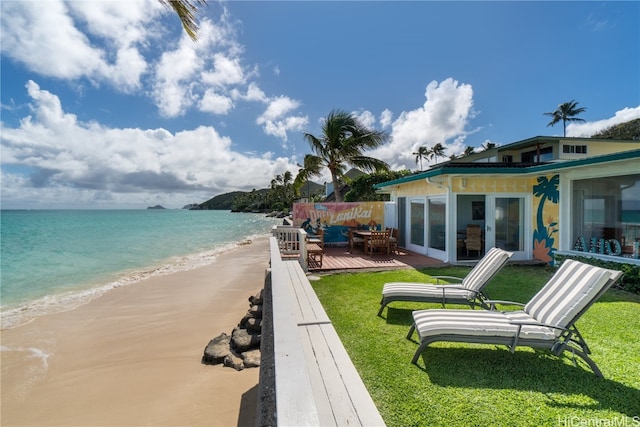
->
left=431, top=143, right=446, bottom=164
left=460, top=145, right=476, bottom=157
left=413, top=146, right=431, bottom=171
left=544, top=100, right=587, bottom=137
left=159, top=0, right=207, bottom=41
left=298, top=109, right=390, bottom=203
left=481, top=142, right=496, bottom=151
left=269, top=171, right=295, bottom=210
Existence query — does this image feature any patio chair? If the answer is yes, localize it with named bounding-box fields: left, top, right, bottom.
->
left=378, top=247, right=513, bottom=316
left=307, top=228, right=324, bottom=268
left=465, top=224, right=482, bottom=256
left=407, top=259, right=623, bottom=377
left=387, top=227, right=399, bottom=254
left=348, top=228, right=365, bottom=253
left=367, top=230, right=390, bottom=255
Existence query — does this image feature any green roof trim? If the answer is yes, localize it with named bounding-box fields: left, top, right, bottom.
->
left=374, top=149, right=640, bottom=189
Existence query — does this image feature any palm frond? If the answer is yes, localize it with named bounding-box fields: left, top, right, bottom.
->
left=301, top=109, right=390, bottom=201
left=349, top=156, right=390, bottom=173
left=158, top=0, right=207, bottom=41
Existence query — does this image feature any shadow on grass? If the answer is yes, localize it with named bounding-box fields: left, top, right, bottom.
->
left=376, top=293, right=640, bottom=418
left=383, top=306, right=434, bottom=326
left=598, top=289, right=640, bottom=303
left=413, top=347, right=640, bottom=418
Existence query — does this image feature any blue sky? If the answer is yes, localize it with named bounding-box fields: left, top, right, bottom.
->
left=1, top=1, right=639, bottom=209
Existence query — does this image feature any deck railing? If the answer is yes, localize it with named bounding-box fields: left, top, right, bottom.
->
left=271, top=225, right=308, bottom=271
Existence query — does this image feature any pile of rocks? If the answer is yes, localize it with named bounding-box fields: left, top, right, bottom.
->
left=202, top=290, right=263, bottom=371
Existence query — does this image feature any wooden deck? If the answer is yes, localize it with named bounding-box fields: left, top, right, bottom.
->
left=309, top=245, right=446, bottom=272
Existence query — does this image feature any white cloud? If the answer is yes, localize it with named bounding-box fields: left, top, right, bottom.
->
left=67, top=1, right=158, bottom=44
left=353, top=110, right=376, bottom=129
left=1, top=1, right=106, bottom=79
left=0, top=0, right=154, bottom=92
left=379, top=109, right=393, bottom=128
left=0, top=81, right=297, bottom=209
left=1, top=1, right=305, bottom=145
left=567, top=106, right=640, bottom=137
left=259, top=96, right=300, bottom=122
left=256, top=96, right=308, bottom=142
left=199, top=89, right=234, bottom=114
left=585, top=12, right=608, bottom=32
left=148, top=14, right=257, bottom=118
left=152, top=33, right=203, bottom=117
left=372, top=78, right=474, bottom=170
left=201, top=54, right=245, bottom=87
left=146, top=14, right=304, bottom=145
left=243, top=82, right=268, bottom=103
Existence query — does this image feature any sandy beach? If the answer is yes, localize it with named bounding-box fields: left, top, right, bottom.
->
left=1, top=237, right=271, bottom=427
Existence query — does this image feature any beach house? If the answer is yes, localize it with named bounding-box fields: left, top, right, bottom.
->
left=374, top=136, right=640, bottom=265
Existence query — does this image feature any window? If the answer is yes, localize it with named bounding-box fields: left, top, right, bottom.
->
left=522, top=146, right=553, bottom=162
left=563, top=145, right=588, bottom=154
left=572, top=174, right=640, bottom=257
left=502, top=155, right=513, bottom=163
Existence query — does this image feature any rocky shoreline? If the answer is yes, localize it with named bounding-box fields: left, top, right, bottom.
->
left=202, top=290, right=264, bottom=370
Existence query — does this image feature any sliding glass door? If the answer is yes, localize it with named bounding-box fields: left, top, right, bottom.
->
left=428, top=197, right=447, bottom=258
left=406, top=198, right=425, bottom=253
left=485, top=195, right=529, bottom=260
left=405, top=197, right=447, bottom=258
left=456, top=194, right=529, bottom=261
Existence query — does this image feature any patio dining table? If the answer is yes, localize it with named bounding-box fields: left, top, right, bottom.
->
left=349, top=230, right=373, bottom=253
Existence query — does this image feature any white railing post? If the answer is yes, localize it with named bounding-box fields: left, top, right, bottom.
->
left=300, top=229, right=308, bottom=272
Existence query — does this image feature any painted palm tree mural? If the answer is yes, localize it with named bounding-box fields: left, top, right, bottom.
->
left=532, top=174, right=560, bottom=263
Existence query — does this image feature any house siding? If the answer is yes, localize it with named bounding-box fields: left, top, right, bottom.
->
left=393, top=180, right=446, bottom=198
left=376, top=140, right=639, bottom=265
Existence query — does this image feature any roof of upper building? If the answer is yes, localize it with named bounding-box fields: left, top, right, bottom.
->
left=374, top=143, right=640, bottom=189
left=456, top=135, right=640, bottom=163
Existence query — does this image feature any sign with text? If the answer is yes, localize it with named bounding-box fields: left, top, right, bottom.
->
left=293, top=202, right=385, bottom=244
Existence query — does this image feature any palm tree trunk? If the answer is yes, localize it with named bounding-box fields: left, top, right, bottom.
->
left=331, top=173, right=342, bottom=203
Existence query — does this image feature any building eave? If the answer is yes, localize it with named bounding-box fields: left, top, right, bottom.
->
left=374, top=149, right=640, bottom=189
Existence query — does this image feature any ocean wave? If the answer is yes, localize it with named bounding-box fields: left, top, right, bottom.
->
left=0, top=235, right=268, bottom=330
left=0, top=344, right=52, bottom=401
left=0, top=345, right=51, bottom=369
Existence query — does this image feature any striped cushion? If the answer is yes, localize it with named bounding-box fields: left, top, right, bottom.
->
left=381, top=247, right=511, bottom=299
left=412, top=309, right=556, bottom=341
left=461, top=247, right=513, bottom=291
left=382, top=283, right=474, bottom=300
left=411, top=260, right=621, bottom=344
left=524, top=260, right=612, bottom=330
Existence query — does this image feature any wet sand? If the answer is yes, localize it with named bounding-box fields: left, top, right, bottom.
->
left=1, top=237, right=271, bottom=427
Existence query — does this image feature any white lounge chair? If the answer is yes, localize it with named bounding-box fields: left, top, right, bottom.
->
left=378, top=247, right=513, bottom=316
left=407, top=259, right=623, bottom=377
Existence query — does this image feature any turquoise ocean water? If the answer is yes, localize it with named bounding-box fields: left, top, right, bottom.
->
left=1, top=210, right=281, bottom=329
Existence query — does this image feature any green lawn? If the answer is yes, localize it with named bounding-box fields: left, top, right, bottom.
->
left=311, top=265, right=640, bottom=427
